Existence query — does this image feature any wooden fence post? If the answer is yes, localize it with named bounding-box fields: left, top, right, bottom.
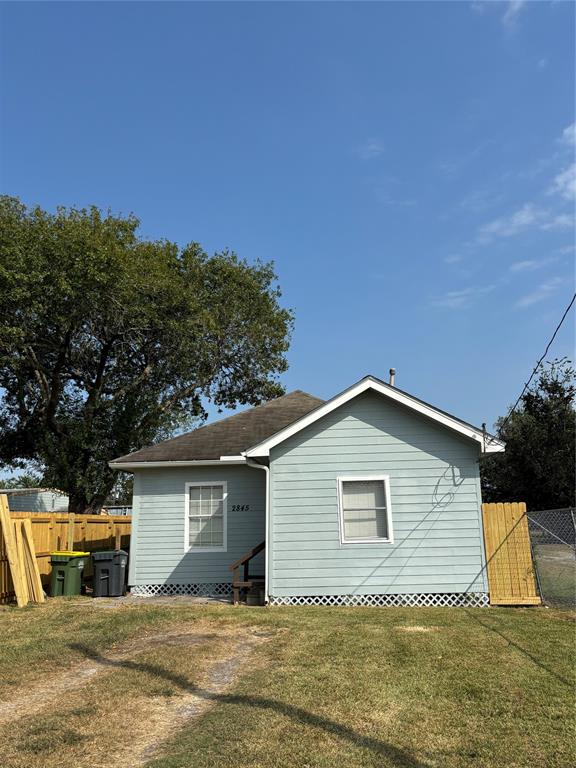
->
left=114, top=523, right=121, bottom=550
left=80, top=517, right=86, bottom=551
left=67, top=513, right=76, bottom=551
left=49, top=514, right=57, bottom=552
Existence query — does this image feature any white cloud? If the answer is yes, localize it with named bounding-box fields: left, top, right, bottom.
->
left=431, top=284, right=496, bottom=309
left=437, top=140, right=494, bottom=179
left=459, top=188, right=505, bottom=214
left=478, top=203, right=544, bottom=241
left=355, top=139, right=385, bottom=160
left=515, top=277, right=564, bottom=308
left=549, top=163, right=576, bottom=201
left=502, top=0, right=527, bottom=27
left=510, top=260, right=539, bottom=272
left=560, top=122, right=576, bottom=147
left=540, top=213, right=574, bottom=231
left=470, top=1, right=487, bottom=15
left=444, top=254, right=464, bottom=264
left=509, top=256, right=558, bottom=272
left=537, top=58, right=548, bottom=71
left=374, top=187, right=416, bottom=207
left=471, top=1, right=529, bottom=29
left=478, top=203, right=574, bottom=243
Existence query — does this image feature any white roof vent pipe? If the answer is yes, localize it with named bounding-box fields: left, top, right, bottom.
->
left=389, top=368, right=396, bottom=386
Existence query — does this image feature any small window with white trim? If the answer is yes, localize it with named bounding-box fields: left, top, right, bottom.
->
left=337, top=476, right=393, bottom=544
left=186, top=482, right=227, bottom=551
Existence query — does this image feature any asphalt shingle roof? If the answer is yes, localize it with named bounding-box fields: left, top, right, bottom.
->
left=113, top=390, right=324, bottom=464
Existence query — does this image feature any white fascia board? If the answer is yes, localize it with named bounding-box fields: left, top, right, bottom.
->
left=108, top=458, right=247, bottom=471
left=219, top=455, right=247, bottom=461
left=244, top=377, right=505, bottom=457
left=482, top=440, right=505, bottom=454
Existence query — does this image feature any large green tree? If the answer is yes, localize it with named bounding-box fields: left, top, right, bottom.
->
left=0, top=196, right=293, bottom=513
left=0, top=473, right=42, bottom=489
left=481, top=358, right=575, bottom=510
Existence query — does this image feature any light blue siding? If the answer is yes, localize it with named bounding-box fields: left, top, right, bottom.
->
left=129, top=465, right=265, bottom=586
left=269, top=391, right=487, bottom=597
left=1, top=490, right=69, bottom=512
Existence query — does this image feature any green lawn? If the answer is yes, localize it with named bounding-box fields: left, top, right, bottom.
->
left=0, top=599, right=574, bottom=768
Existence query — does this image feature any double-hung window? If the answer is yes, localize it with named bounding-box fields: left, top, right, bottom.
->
left=337, top=476, right=393, bottom=544
left=186, top=482, right=227, bottom=551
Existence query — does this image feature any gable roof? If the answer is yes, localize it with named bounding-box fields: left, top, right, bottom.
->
left=111, top=390, right=324, bottom=466
left=244, top=375, right=504, bottom=456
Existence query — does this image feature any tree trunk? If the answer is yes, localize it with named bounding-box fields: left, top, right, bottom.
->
left=68, top=492, right=89, bottom=515
left=84, top=495, right=108, bottom=516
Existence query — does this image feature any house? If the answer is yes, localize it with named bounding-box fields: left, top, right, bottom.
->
left=110, top=374, right=504, bottom=607
left=0, top=487, right=69, bottom=513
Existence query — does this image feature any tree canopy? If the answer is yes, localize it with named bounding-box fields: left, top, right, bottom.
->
left=0, top=196, right=293, bottom=512
left=481, top=358, right=575, bottom=511
left=0, top=473, right=42, bottom=490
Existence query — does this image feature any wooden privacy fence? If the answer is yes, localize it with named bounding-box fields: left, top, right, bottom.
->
left=482, top=502, right=540, bottom=605
left=0, top=511, right=131, bottom=604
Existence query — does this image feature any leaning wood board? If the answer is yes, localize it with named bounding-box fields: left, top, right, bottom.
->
left=13, top=520, right=29, bottom=604
left=22, top=518, right=45, bottom=603
left=0, top=495, right=27, bottom=607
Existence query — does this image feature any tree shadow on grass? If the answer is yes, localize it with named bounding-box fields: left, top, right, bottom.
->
left=463, top=609, right=573, bottom=688
left=69, top=642, right=430, bottom=768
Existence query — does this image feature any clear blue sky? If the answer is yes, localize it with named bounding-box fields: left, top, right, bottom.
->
left=1, top=0, right=574, bottom=431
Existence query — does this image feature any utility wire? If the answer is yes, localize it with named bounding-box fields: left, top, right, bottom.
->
left=498, top=291, right=576, bottom=433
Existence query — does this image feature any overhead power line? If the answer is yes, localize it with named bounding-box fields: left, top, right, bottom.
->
left=499, top=291, right=576, bottom=432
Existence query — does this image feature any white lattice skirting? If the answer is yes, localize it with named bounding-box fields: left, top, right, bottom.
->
left=129, top=584, right=489, bottom=607
left=268, top=592, right=490, bottom=608
left=130, top=583, right=232, bottom=598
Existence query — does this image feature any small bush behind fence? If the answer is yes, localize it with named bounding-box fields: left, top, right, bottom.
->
left=527, top=508, right=576, bottom=608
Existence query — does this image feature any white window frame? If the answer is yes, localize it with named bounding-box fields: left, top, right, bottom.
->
left=337, top=475, right=394, bottom=545
left=184, top=481, right=228, bottom=553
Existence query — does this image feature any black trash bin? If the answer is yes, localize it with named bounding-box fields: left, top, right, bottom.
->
left=92, top=550, right=128, bottom=597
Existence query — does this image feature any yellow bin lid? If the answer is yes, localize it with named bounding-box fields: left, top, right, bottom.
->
left=50, top=551, right=90, bottom=557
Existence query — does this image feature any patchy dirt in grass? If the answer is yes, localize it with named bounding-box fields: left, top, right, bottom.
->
left=395, top=625, right=439, bottom=633
left=86, top=595, right=234, bottom=609
left=0, top=623, right=272, bottom=733
left=131, top=632, right=271, bottom=766
left=0, top=627, right=209, bottom=723
left=0, top=621, right=277, bottom=768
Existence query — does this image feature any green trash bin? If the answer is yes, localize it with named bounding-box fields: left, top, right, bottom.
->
left=50, top=551, right=89, bottom=597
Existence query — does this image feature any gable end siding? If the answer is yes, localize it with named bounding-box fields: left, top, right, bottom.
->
left=269, top=391, right=487, bottom=597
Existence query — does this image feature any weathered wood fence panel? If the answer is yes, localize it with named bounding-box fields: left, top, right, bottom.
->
left=482, top=502, right=540, bottom=605
left=0, top=513, right=131, bottom=604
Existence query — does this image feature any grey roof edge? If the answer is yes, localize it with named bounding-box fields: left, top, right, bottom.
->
left=111, top=375, right=504, bottom=468
left=0, top=487, right=68, bottom=495
left=111, top=389, right=325, bottom=465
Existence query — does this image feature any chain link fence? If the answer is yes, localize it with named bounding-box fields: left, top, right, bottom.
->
left=527, top=508, right=576, bottom=608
